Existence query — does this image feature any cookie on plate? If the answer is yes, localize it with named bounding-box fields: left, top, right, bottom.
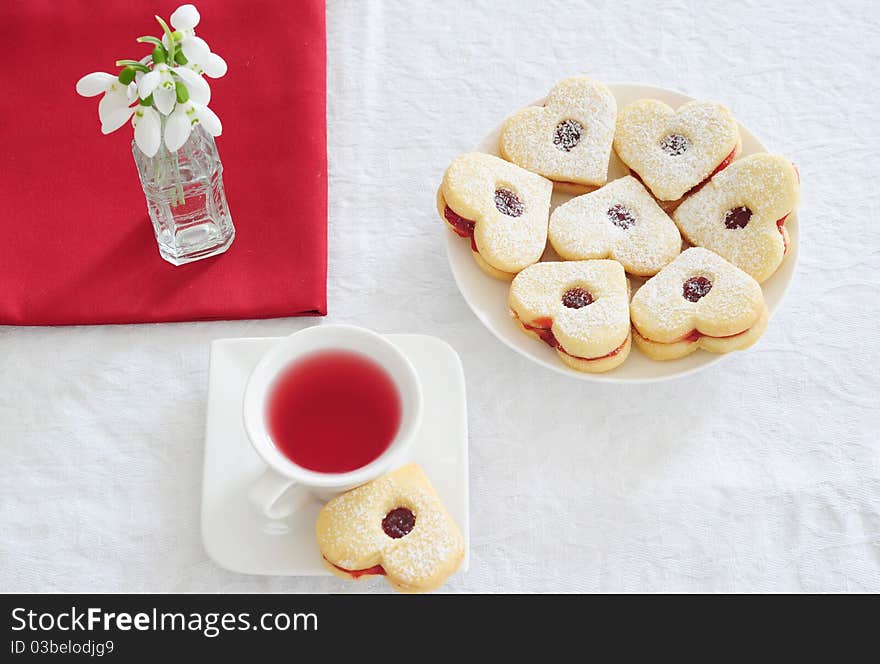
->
left=499, top=76, right=617, bottom=192
left=438, top=152, right=552, bottom=280
left=316, top=463, right=465, bottom=593
left=549, top=175, right=682, bottom=277
left=613, top=99, right=741, bottom=209
left=672, top=153, right=800, bottom=283
left=509, top=260, right=631, bottom=373
left=630, top=247, right=767, bottom=361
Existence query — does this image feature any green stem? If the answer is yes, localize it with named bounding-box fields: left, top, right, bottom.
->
left=115, top=59, right=150, bottom=72
left=154, top=15, right=176, bottom=64
left=136, top=35, right=165, bottom=49
left=170, top=147, right=185, bottom=207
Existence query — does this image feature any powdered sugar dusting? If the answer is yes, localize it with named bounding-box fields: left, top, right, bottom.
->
left=630, top=247, right=764, bottom=343
left=441, top=153, right=552, bottom=274
left=316, top=464, right=465, bottom=591
left=673, top=153, right=800, bottom=282
left=509, top=260, right=630, bottom=358
left=549, top=175, right=681, bottom=276
left=500, top=77, right=617, bottom=187
left=613, top=99, right=739, bottom=200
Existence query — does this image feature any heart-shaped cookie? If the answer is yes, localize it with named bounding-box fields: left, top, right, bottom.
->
left=316, top=464, right=465, bottom=593
left=630, top=247, right=767, bottom=360
left=438, top=152, right=552, bottom=280
left=673, top=153, right=800, bottom=283
left=499, top=77, right=617, bottom=189
left=613, top=99, right=740, bottom=203
left=549, top=175, right=682, bottom=276
left=509, top=260, right=631, bottom=373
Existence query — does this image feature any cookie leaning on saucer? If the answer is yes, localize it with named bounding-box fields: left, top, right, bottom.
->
left=509, top=260, right=631, bottom=373
left=549, top=175, right=682, bottom=277
left=673, top=153, right=800, bottom=283
left=630, top=247, right=767, bottom=361
left=316, top=463, right=464, bottom=593
left=499, top=76, right=617, bottom=192
left=613, top=99, right=741, bottom=210
left=438, top=153, right=552, bottom=280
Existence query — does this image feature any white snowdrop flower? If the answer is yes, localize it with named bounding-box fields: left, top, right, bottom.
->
left=163, top=102, right=195, bottom=152
left=170, top=4, right=200, bottom=31
left=166, top=4, right=227, bottom=78
left=163, top=66, right=220, bottom=150
left=137, top=63, right=177, bottom=115
left=76, top=72, right=137, bottom=134
left=172, top=66, right=211, bottom=106
left=173, top=34, right=227, bottom=78
left=77, top=4, right=227, bottom=153
left=164, top=98, right=222, bottom=152
left=132, top=104, right=162, bottom=157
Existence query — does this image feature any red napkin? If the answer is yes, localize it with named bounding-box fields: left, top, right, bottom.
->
left=0, top=0, right=326, bottom=325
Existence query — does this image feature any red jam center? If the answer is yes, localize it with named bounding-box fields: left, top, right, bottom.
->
left=660, top=133, right=691, bottom=156
left=382, top=507, right=415, bottom=539
left=606, top=204, right=636, bottom=230
left=682, top=276, right=712, bottom=302
left=562, top=287, right=594, bottom=309
left=494, top=188, right=524, bottom=217
left=553, top=119, right=583, bottom=152
left=724, top=206, right=752, bottom=229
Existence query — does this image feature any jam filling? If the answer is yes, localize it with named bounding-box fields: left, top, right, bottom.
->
left=630, top=147, right=738, bottom=200
left=521, top=316, right=556, bottom=347
left=326, top=559, right=387, bottom=579
left=689, top=148, right=737, bottom=196
left=606, top=204, right=636, bottom=230
left=443, top=205, right=479, bottom=253
left=660, top=133, right=691, bottom=156
left=777, top=213, right=790, bottom=253
left=641, top=324, right=752, bottom=345
left=518, top=315, right=627, bottom=361
left=382, top=507, right=415, bottom=539
left=494, top=188, right=524, bottom=217
left=682, top=276, right=712, bottom=302
left=724, top=206, right=752, bottom=229
left=722, top=207, right=791, bottom=252
left=562, top=287, right=594, bottom=309
left=553, top=119, right=583, bottom=152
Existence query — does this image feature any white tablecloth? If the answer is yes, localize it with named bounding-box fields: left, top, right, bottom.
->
left=2, top=0, right=878, bottom=593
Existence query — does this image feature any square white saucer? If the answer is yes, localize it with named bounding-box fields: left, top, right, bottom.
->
left=201, top=334, right=469, bottom=576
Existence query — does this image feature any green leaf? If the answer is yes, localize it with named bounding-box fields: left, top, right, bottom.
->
left=139, top=94, right=154, bottom=107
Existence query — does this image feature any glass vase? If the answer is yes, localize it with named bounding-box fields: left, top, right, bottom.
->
left=132, top=124, right=235, bottom=266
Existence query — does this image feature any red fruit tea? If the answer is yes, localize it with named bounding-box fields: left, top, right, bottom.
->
left=266, top=350, right=402, bottom=473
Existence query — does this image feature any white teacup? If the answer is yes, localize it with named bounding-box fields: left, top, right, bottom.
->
left=243, top=324, right=423, bottom=519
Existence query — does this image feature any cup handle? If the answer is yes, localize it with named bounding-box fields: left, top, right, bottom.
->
left=249, top=468, right=312, bottom=519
